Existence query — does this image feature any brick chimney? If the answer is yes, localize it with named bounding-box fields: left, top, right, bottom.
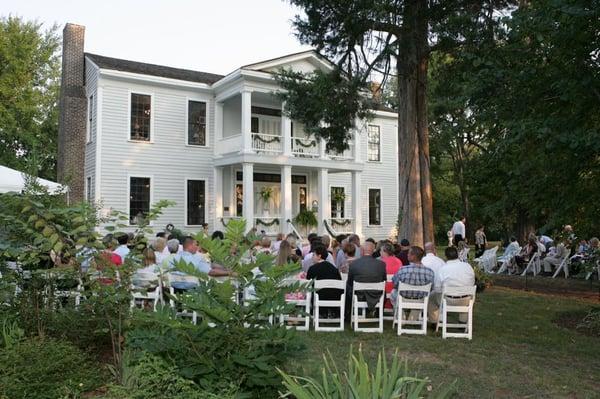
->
left=57, top=23, right=86, bottom=202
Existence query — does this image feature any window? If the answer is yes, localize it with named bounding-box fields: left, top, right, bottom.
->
left=187, top=180, right=206, bottom=225
left=331, top=187, right=345, bottom=218
left=86, top=95, right=93, bottom=143
left=235, top=184, right=243, bottom=216
left=130, top=93, right=151, bottom=141
left=368, top=189, right=381, bottom=225
left=187, top=100, right=206, bottom=146
left=129, top=177, right=151, bottom=224
left=86, top=176, right=92, bottom=202
left=367, top=125, right=381, bottom=161
left=251, top=117, right=259, bottom=133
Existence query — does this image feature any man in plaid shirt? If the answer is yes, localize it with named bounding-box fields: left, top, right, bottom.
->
left=391, top=246, right=435, bottom=306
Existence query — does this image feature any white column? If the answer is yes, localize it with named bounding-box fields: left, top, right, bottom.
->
left=281, top=165, right=292, bottom=234
left=214, top=167, right=223, bottom=231
left=215, top=102, right=224, bottom=142
left=242, top=162, right=254, bottom=232
left=352, top=171, right=362, bottom=237
left=317, top=168, right=329, bottom=235
left=241, top=90, right=253, bottom=153
left=353, top=126, right=361, bottom=161
left=319, top=138, right=327, bottom=159
left=281, top=102, right=292, bottom=156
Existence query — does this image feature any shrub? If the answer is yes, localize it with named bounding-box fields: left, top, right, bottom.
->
left=577, top=308, right=600, bottom=336
left=279, top=349, right=455, bottom=399
left=0, top=337, right=105, bottom=399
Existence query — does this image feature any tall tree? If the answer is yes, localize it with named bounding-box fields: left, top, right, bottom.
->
left=277, top=0, right=515, bottom=245
left=0, top=16, right=60, bottom=180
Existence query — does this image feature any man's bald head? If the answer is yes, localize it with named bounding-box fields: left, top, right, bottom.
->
left=424, top=242, right=436, bottom=254
left=362, top=241, right=375, bottom=256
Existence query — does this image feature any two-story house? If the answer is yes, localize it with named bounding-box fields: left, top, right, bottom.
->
left=58, top=23, right=399, bottom=240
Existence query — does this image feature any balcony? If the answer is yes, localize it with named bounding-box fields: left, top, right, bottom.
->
left=292, top=137, right=319, bottom=158
left=252, top=133, right=283, bottom=154
left=327, top=143, right=354, bottom=161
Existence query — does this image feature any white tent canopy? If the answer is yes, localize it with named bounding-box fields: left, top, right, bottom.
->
left=0, top=165, right=65, bottom=194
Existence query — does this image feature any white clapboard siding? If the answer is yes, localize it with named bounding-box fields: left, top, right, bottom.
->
left=83, top=60, right=99, bottom=201
left=98, top=76, right=215, bottom=232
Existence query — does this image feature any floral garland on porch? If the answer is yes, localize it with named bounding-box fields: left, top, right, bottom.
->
left=253, top=135, right=281, bottom=144
left=256, top=218, right=280, bottom=227
left=331, top=218, right=352, bottom=227
left=294, top=138, right=317, bottom=148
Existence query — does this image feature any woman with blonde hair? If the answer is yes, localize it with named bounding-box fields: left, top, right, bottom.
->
left=275, top=240, right=293, bottom=266
left=153, top=237, right=167, bottom=264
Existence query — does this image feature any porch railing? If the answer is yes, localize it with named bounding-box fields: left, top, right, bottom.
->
left=327, top=143, right=354, bottom=161
left=292, top=137, right=319, bottom=157
left=252, top=133, right=283, bottom=153
left=327, top=218, right=355, bottom=234
left=254, top=216, right=282, bottom=235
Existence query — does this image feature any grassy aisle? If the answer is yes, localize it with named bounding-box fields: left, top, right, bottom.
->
left=285, top=287, right=600, bottom=398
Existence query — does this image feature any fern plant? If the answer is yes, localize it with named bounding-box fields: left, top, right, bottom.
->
left=279, top=349, right=455, bottom=399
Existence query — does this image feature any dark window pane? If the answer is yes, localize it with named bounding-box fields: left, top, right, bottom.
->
left=368, top=189, right=381, bottom=225
left=130, top=177, right=150, bottom=224
left=251, top=117, right=259, bottom=133
left=291, top=175, right=307, bottom=184
left=188, top=101, right=206, bottom=145
left=251, top=106, right=281, bottom=117
left=187, top=180, right=206, bottom=225
left=367, top=125, right=380, bottom=161
left=130, top=93, right=151, bottom=141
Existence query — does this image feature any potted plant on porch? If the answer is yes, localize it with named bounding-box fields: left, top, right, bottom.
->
left=293, top=209, right=318, bottom=237
left=259, top=186, right=273, bottom=217
left=332, top=190, right=345, bottom=219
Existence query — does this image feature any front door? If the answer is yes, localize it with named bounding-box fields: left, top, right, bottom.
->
left=292, top=185, right=308, bottom=217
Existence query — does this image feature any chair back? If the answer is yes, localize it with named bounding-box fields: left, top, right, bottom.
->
left=386, top=274, right=394, bottom=282
left=314, top=279, right=345, bottom=291
left=397, top=282, right=431, bottom=297
left=353, top=281, right=385, bottom=292
left=442, top=285, right=476, bottom=299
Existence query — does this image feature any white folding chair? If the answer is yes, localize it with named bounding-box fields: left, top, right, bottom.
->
left=475, top=246, right=499, bottom=273
left=279, top=279, right=312, bottom=331
left=393, top=283, right=431, bottom=335
left=45, top=272, right=83, bottom=308
left=521, top=252, right=541, bottom=276
left=164, top=272, right=199, bottom=324
left=383, top=274, right=395, bottom=321
left=552, top=253, right=572, bottom=278
left=313, top=279, right=346, bottom=332
left=130, top=272, right=162, bottom=311
left=351, top=281, right=385, bottom=333
left=436, top=285, right=476, bottom=340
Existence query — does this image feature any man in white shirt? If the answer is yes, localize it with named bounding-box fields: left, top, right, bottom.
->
left=422, top=242, right=445, bottom=322
left=451, top=216, right=466, bottom=246
left=113, top=233, right=131, bottom=263
left=436, top=246, right=475, bottom=322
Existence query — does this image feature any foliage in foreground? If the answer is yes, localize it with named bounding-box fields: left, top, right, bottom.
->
left=0, top=337, right=105, bottom=399
left=279, top=349, right=454, bottom=399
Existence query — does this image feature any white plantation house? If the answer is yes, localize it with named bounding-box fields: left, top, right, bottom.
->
left=58, top=24, right=399, bottom=240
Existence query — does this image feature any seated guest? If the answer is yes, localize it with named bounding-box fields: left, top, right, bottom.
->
left=113, top=233, right=130, bottom=263
left=435, top=246, right=475, bottom=322
left=307, top=243, right=343, bottom=317
left=302, top=233, right=319, bottom=257
left=302, top=237, right=334, bottom=272
left=499, top=237, right=520, bottom=262
left=153, top=237, right=167, bottom=265
left=273, top=233, right=285, bottom=253
left=333, top=234, right=348, bottom=268
left=286, top=235, right=303, bottom=257
left=539, top=234, right=553, bottom=253
left=275, top=240, right=294, bottom=266
left=391, top=247, right=434, bottom=316
left=514, top=234, right=538, bottom=273
left=161, top=239, right=180, bottom=270
left=339, top=242, right=357, bottom=273
left=457, top=241, right=469, bottom=262
left=345, top=242, right=386, bottom=314
left=380, top=242, right=402, bottom=310
left=422, top=242, right=445, bottom=321
left=211, top=230, right=224, bottom=241
left=132, top=248, right=160, bottom=289
left=542, top=238, right=568, bottom=274
left=396, top=239, right=410, bottom=266
left=174, top=236, right=233, bottom=277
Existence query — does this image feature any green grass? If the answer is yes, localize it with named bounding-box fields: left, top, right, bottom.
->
left=285, top=287, right=600, bottom=398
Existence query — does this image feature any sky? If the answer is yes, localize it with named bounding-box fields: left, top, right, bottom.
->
left=3, top=0, right=310, bottom=75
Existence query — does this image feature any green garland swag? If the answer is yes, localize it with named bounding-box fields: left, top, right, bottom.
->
left=331, top=218, right=352, bottom=227
left=294, top=138, right=317, bottom=148
left=253, top=134, right=281, bottom=144
left=256, top=218, right=280, bottom=227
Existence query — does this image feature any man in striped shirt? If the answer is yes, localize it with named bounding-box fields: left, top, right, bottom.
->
left=391, top=246, right=435, bottom=310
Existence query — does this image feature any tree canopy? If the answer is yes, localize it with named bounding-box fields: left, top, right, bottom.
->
left=0, top=16, right=60, bottom=180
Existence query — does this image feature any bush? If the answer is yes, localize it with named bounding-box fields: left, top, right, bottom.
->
left=577, top=308, right=600, bottom=336
left=105, top=351, right=238, bottom=399
left=279, top=349, right=454, bottom=399
left=0, top=337, right=105, bottom=399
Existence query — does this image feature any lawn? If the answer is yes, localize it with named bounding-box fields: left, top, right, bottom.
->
left=286, top=287, right=600, bottom=398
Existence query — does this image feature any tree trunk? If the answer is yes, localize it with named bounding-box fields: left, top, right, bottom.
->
left=396, top=0, right=433, bottom=247
left=515, top=207, right=535, bottom=243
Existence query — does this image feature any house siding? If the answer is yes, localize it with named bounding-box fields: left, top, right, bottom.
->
left=84, top=60, right=98, bottom=201
left=98, top=76, right=215, bottom=232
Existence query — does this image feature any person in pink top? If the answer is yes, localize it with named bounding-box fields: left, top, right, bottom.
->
left=380, top=242, right=402, bottom=308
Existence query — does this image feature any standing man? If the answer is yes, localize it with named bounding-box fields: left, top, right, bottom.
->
left=451, top=216, right=467, bottom=246
left=422, top=242, right=445, bottom=322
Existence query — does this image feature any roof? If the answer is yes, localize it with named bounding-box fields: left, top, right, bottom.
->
left=85, top=53, right=225, bottom=85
